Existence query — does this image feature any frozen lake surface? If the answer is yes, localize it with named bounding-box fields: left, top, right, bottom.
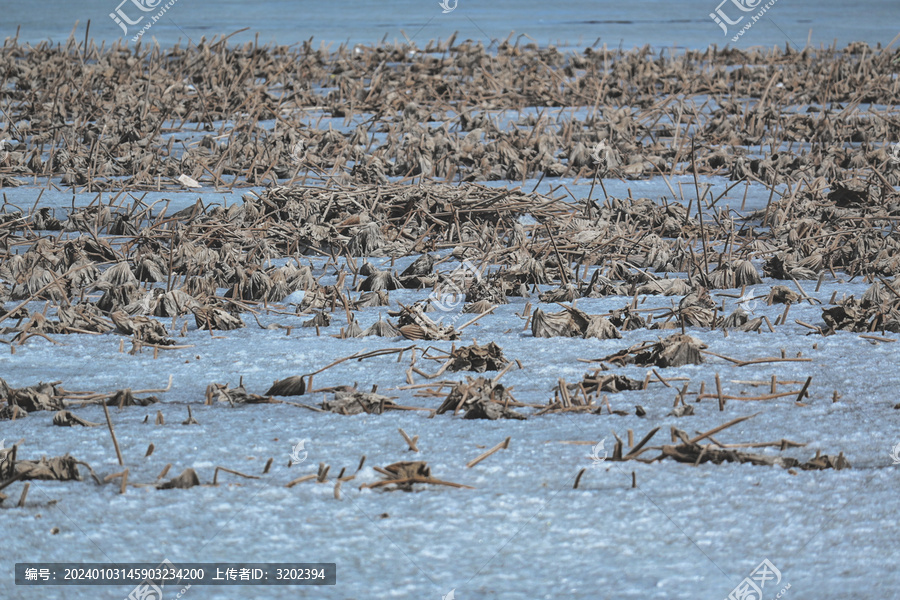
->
left=4, top=0, right=899, bottom=52
left=3, top=2, right=900, bottom=598
left=1, top=183, right=899, bottom=599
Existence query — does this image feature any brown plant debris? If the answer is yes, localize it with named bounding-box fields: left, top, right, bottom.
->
left=180, top=405, right=200, bottom=425
left=207, top=383, right=273, bottom=406
left=599, top=333, right=707, bottom=368
left=0, top=37, right=896, bottom=505
left=395, top=303, right=459, bottom=341
left=301, top=311, right=331, bottom=328
left=722, top=308, right=764, bottom=332
left=52, top=410, right=100, bottom=427
left=608, top=417, right=849, bottom=471
left=767, top=285, right=802, bottom=305
left=193, top=306, right=245, bottom=331
left=3, top=381, right=65, bottom=413
left=0, top=405, right=28, bottom=420
left=105, top=389, right=160, bottom=407
left=110, top=311, right=174, bottom=345
left=658, top=440, right=849, bottom=470
left=157, top=468, right=201, bottom=490
left=320, top=390, right=396, bottom=415
left=1, top=454, right=83, bottom=482
left=360, top=316, right=399, bottom=337
left=538, top=377, right=603, bottom=414
left=531, top=306, right=621, bottom=339
left=437, top=377, right=525, bottom=420
left=821, top=293, right=900, bottom=334
left=579, top=372, right=644, bottom=394
left=708, top=259, right=763, bottom=289
left=607, top=308, right=647, bottom=331
left=677, top=287, right=719, bottom=328
left=56, top=304, right=113, bottom=333
left=265, top=376, right=307, bottom=397
left=361, top=461, right=473, bottom=492
left=446, top=342, right=510, bottom=373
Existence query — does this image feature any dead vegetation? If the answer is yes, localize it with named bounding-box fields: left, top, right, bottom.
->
left=361, top=461, right=472, bottom=492
left=3, top=37, right=895, bottom=506
left=437, top=377, right=525, bottom=420
left=600, top=416, right=850, bottom=471
left=1, top=38, right=899, bottom=188
left=596, top=333, right=707, bottom=368
left=446, top=342, right=510, bottom=373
